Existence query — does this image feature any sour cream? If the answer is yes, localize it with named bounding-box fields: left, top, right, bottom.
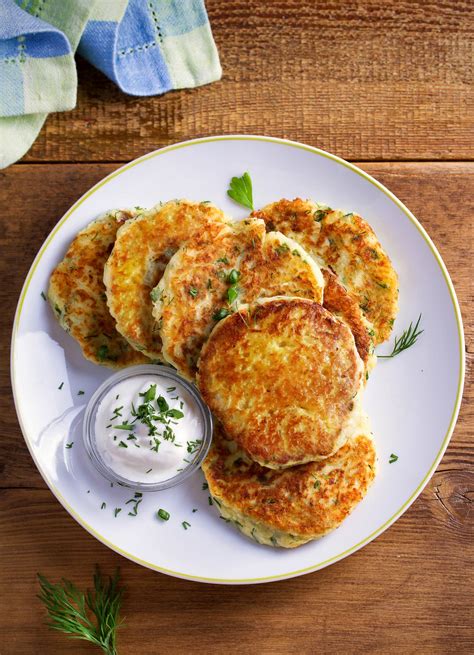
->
left=94, top=375, right=204, bottom=483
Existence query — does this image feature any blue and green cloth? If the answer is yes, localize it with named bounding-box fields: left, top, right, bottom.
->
left=0, top=0, right=221, bottom=168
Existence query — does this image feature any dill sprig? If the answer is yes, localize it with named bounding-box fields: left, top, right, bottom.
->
left=37, top=567, right=124, bottom=655
left=378, top=314, right=423, bottom=359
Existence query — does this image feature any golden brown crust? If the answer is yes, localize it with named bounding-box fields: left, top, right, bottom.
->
left=48, top=210, right=148, bottom=368
left=154, top=222, right=324, bottom=379
left=252, top=198, right=322, bottom=255
left=197, top=297, right=364, bottom=468
left=253, top=199, right=399, bottom=344
left=202, top=425, right=376, bottom=547
left=316, top=209, right=398, bottom=343
left=322, top=268, right=374, bottom=370
left=104, top=200, right=229, bottom=359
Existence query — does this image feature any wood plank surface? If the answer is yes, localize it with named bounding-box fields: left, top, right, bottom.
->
left=0, top=162, right=472, bottom=653
left=1, top=0, right=473, bottom=652
left=22, top=0, right=474, bottom=164
left=0, top=487, right=471, bottom=655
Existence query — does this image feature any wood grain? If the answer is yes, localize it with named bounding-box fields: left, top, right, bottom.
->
left=0, top=486, right=472, bottom=655
left=1, top=162, right=472, bottom=488
left=1, top=1, right=473, bottom=651
left=0, top=163, right=472, bottom=654
left=21, top=0, right=474, bottom=164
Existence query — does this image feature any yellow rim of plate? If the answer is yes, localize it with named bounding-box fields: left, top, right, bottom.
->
left=11, top=135, right=465, bottom=585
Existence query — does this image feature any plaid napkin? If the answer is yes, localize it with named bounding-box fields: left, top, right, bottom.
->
left=0, top=0, right=221, bottom=169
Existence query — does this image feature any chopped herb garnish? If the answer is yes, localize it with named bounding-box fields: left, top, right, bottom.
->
left=113, top=508, right=121, bottom=517
left=227, top=172, right=254, bottom=210
left=189, top=287, right=198, bottom=298
left=166, top=386, right=176, bottom=393
left=314, top=209, right=328, bottom=222
left=216, top=256, right=229, bottom=264
left=97, top=344, right=109, bottom=361
left=115, top=423, right=135, bottom=431
left=187, top=439, right=202, bottom=454
left=156, top=395, right=169, bottom=412
left=227, top=269, right=240, bottom=284
left=41, top=291, right=47, bottom=301
left=275, top=243, right=290, bottom=255
left=168, top=408, right=184, bottom=419
left=207, top=279, right=212, bottom=290
left=389, top=453, right=399, bottom=464
left=118, top=441, right=128, bottom=448
left=157, top=509, right=170, bottom=521
left=202, top=482, right=209, bottom=490
left=77, top=390, right=85, bottom=395
left=192, top=508, right=198, bottom=513
left=145, top=468, right=152, bottom=474
left=58, top=382, right=64, bottom=390
left=141, top=384, right=156, bottom=402
left=227, top=285, right=239, bottom=305
left=100, top=502, right=106, bottom=510
left=150, top=287, right=160, bottom=303
left=65, top=442, right=73, bottom=449
left=126, top=495, right=142, bottom=517
left=182, top=521, right=191, bottom=530
left=213, top=307, right=231, bottom=321
left=208, top=496, right=213, bottom=505
left=378, top=315, right=423, bottom=359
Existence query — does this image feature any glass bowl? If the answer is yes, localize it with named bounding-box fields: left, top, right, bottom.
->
left=83, top=364, right=213, bottom=491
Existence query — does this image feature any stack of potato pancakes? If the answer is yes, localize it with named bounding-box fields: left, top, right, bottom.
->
left=49, top=198, right=398, bottom=548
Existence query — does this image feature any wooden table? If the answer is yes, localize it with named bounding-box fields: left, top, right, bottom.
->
left=1, top=2, right=472, bottom=653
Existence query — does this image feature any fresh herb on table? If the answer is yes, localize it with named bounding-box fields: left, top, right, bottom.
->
left=37, top=567, right=123, bottom=655
left=378, top=314, right=423, bottom=359
left=227, top=172, right=254, bottom=210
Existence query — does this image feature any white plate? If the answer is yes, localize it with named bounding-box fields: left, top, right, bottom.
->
left=11, top=136, right=465, bottom=584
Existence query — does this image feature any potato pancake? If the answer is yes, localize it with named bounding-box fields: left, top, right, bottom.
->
left=202, top=425, right=376, bottom=548
left=104, top=200, right=229, bottom=359
left=253, top=198, right=399, bottom=343
left=48, top=210, right=148, bottom=368
left=153, top=220, right=324, bottom=379
left=198, top=297, right=365, bottom=468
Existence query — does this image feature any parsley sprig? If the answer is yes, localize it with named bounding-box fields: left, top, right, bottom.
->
left=37, top=567, right=123, bottom=655
left=378, top=314, right=423, bottom=359
left=227, top=172, right=254, bottom=210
